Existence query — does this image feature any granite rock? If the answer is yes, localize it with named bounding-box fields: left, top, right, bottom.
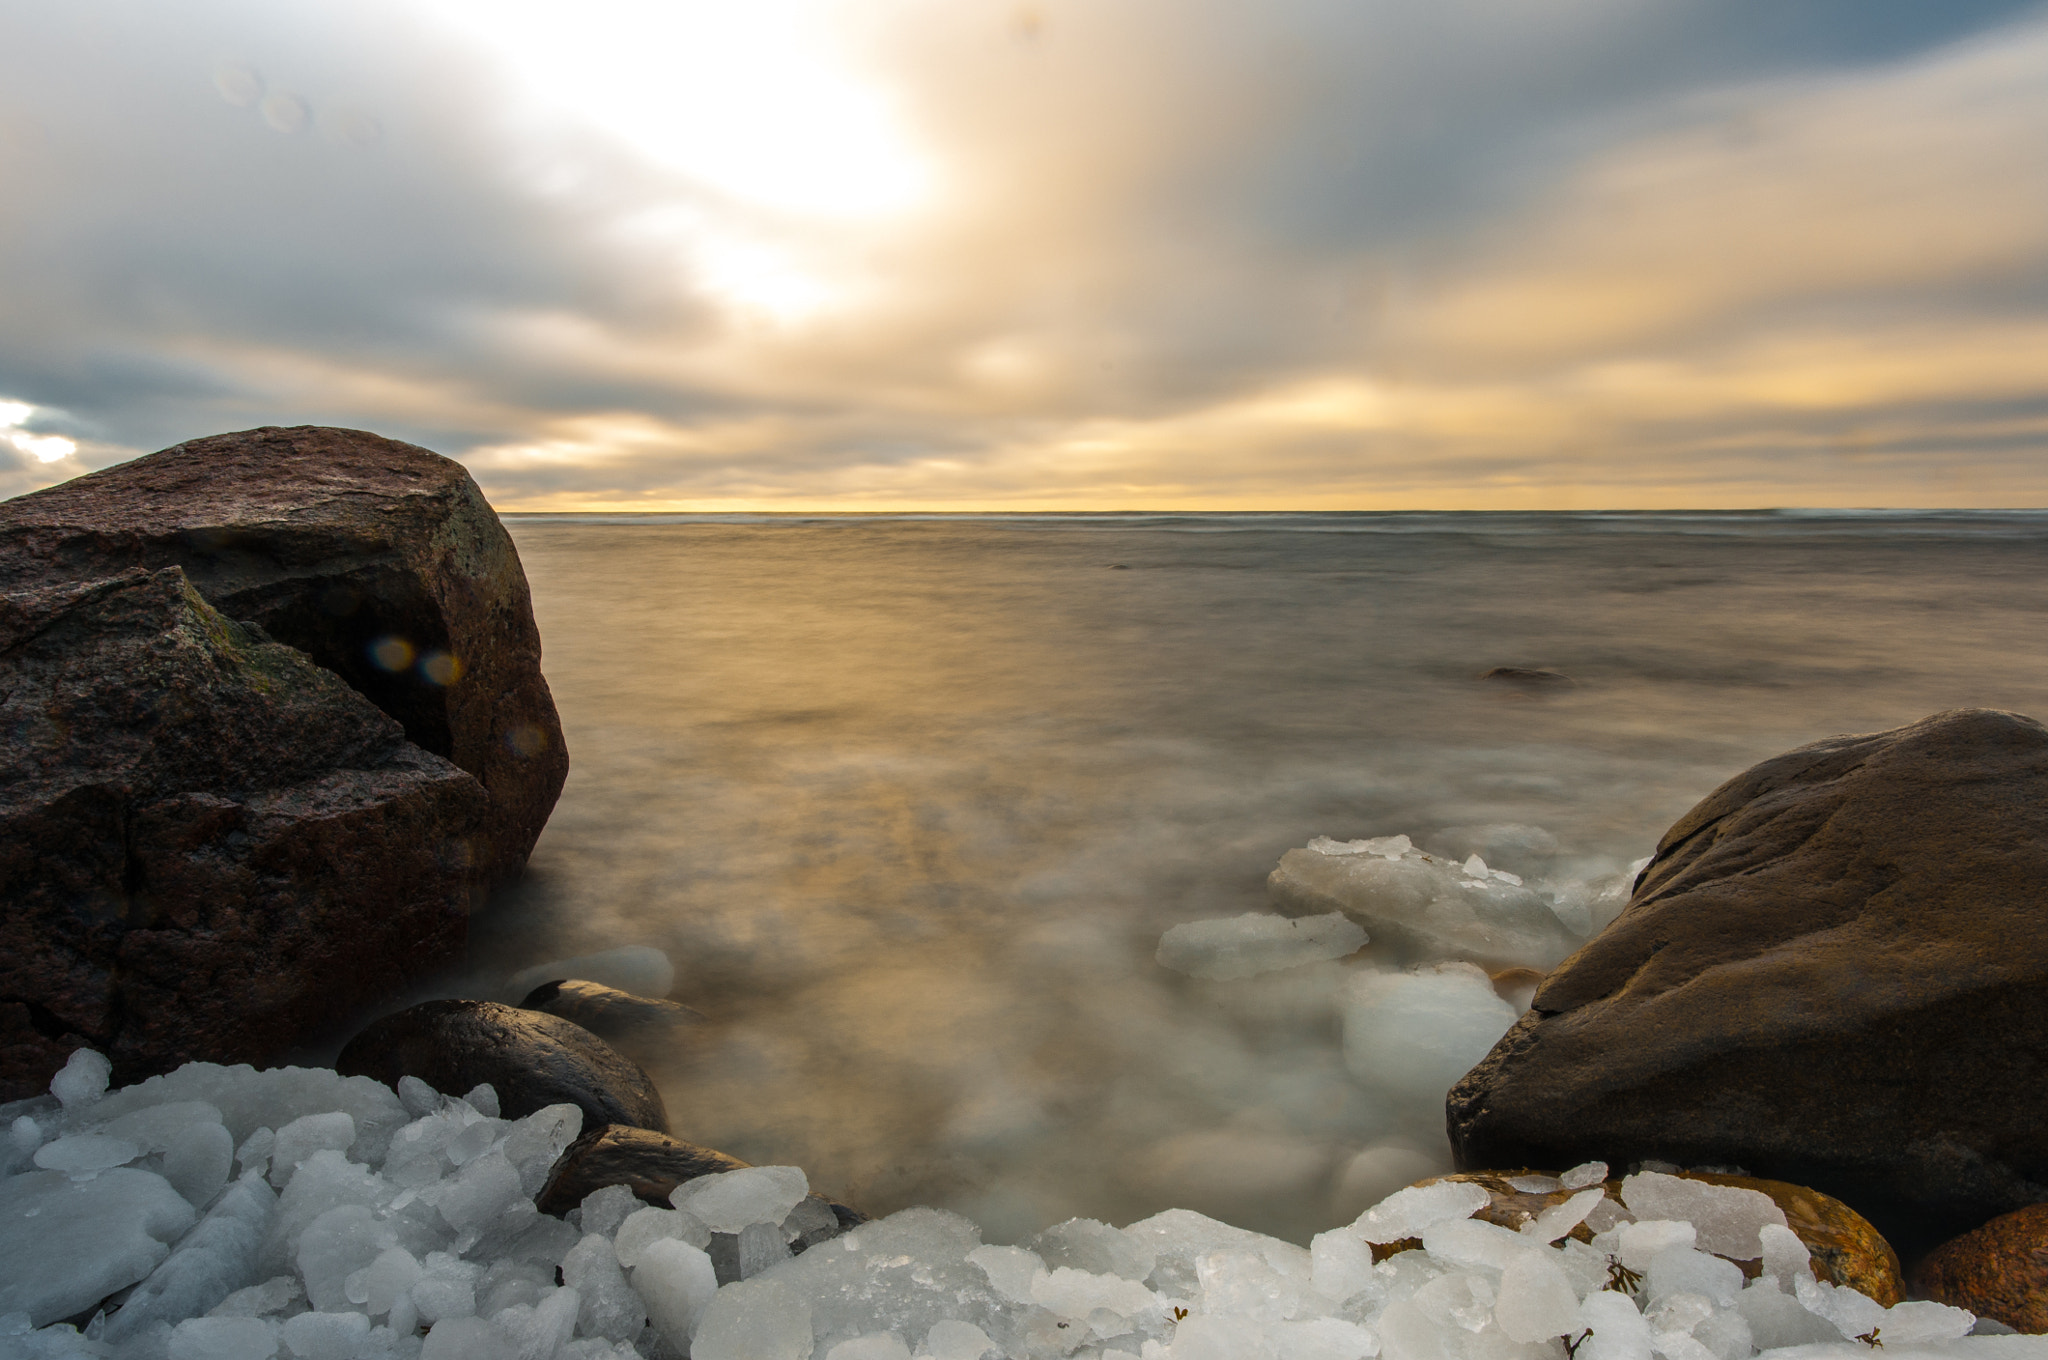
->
left=0, top=568, right=487, bottom=1099
left=1448, top=709, right=2048, bottom=1257
left=336, top=998, right=670, bottom=1133
left=1911, top=1202, right=2048, bottom=1333
left=0, top=425, right=566, bottom=884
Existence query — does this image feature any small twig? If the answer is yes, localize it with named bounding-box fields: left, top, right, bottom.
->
left=1857, top=1329, right=1883, bottom=1349
left=1605, top=1257, right=1644, bottom=1295
left=1564, top=1329, right=1593, bottom=1359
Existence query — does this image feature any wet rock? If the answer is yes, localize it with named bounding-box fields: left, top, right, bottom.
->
left=1911, top=1203, right=2048, bottom=1334
left=537, top=1124, right=865, bottom=1248
left=0, top=569, right=486, bottom=1100
left=517, top=979, right=707, bottom=1048
left=0, top=425, right=567, bottom=885
left=1449, top=709, right=2048, bottom=1258
left=1479, top=667, right=1575, bottom=688
left=336, top=999, right=668, bottom=1133
left=1401, top=1169, right=1903, bottom=1302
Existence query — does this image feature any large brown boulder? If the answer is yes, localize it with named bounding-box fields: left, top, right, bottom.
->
left=0, top=426, right=566, bottom=884
left=1447, top=709, right=2048, bottom=1257
left=0, top=568, right=488, bottom=1099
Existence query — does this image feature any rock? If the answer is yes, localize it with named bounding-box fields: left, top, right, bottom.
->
left=1397, top=1170, right=1900, bottom=1303
left=517, top=979, right=707, bottom=1048
left=1910, top=1203, right=2048, bottom=1334
left=0, top=568, right=487, bottom=1100
left=0, top=425, right=567, bottom=885
left=536, top=1124, right=865, bottom=1246
left=335, top=999, right=669, bottom=1133
left=1448, top=709, right=2048, bottom=1258
left=1479, top=667, right=1575, bottom=688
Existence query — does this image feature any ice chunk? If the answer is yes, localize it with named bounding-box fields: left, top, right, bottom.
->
left=103, top=1169, right=274, bottom=1340
left=420, top=1315, right=515, bottom=1359
left=279, top=1308, right=371, bottom=1359
left=739, top=1220, right=792, bottom=1278
left=506, top=946, right=675, bottom=1001
left=1308, top=835, right=1411, bottom=859
left=1757, top=1222, right=1811, bottom=1290
left=0, top=1167, right=198, bottom=1326
left=689, top=1279, right=816, bottom=1360
left=1029, top=1266, right=1158, bottom=1321
left=208, top=1275, right=303, bottom=1318
left=1340, top=966, right=1519, bottom=1101
left=503, top=1104, right=583, bottom=1198
left=615, top=1206, right=711, bottom=1268
left=1198, top=1247, right=1323, bottom=1325
left=50, top=1049, right=112, bottom=1111
left=95, top=1100, right=223, bottom=1151
left=1031, top=1217, right=1157, bottom=1283
left=413, top=1253, right=483, bottom=1324
left=1560, top=1161, right=1608, bottom=1191
left=492, top=1284, right=580, bottom=1360
left=1614, top=1219, right=1695, bottom=1272
left=1495, top=1251, right=1582, bottom=1342
left=1421, top=1217, right=1534, bottom=1272
left=1270, top=844, right=1579, bottom=970
left=1272, top=1316, right=1378, bottom=1360
left=162, top=1121, right=237, bottom=1206
left=1867, top=1298, right=1978, bottom=1345
left=269, top=1113, right=356, bottom=1189
left=1645, top=1248, right=1742, bottom=1308
left=671, top=1164, right=809, bottom=1232
left=632, top=1238, right=720, bottom=1348
left=167, top=1315, right=277, bottom=1360
left=563, top=1234, right=645, bottom=1342
left=78, top=1064, right=406, bottom=1167
left=298, top=1203, right=394, bottom=1312
left=827, top=1333, right=912, bottom=1360
left=1578, top=1289, right=1653, bottom=1360
left=433, top=1148, right=526, bottom=1237
left=1618, top=1173, right=1785, bottom=1259
left=1412, top=1271, right=1494, bottom=1332
left=1309, top=1229, right=1376, bottom=1305
left=965, top=1244, right=1044, bottom=1305
left=1156, top=913, right=1367, bottom=980
left=347, top=1246, right=424, bottom=1316
left=578, top=1184, right=642, bottom=1241
left=1735, top=1277, right=1840, bottom=1349
left=923, top=1319, right=995, bottom=1360
left=1349, top=1179, right=1491, bottom=1244
left=1522, top=1188, right=1607, bottom=1244
left=34, top=1133, right=141, bottom=1176
left=461, top=1084, right=500, bottom=1118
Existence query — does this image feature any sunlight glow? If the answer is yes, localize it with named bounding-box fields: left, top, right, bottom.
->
left=0, top=400, right=75, bottom=463
left=426, top=0, right=932, bottom=221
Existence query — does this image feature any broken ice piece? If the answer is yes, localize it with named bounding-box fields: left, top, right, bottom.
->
left=1351, top=1180, right=1491, bottom=1244
left=1560, top=1161, right=1608, bottom=1190
left=1155, top=912, right=1367, bottom=980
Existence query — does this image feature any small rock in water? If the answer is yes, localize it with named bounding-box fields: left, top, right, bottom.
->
left=519, top=979, right=708, bottom=1047
left=506, top=946, right=677, bottom=1002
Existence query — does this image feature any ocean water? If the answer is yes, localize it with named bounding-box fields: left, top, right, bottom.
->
left=464, top=511, right=2048, bottom=1247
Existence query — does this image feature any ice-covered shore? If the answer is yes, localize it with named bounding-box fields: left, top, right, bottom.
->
left=2, top=1051, right=2030, bottom=1360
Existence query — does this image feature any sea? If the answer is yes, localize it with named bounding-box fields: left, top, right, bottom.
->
left=460, top=510, right=2048, bottom=1248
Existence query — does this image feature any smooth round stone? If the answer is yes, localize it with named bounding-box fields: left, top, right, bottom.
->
left=1912, top=1202, right=2048, bottom=1334
left=517, top=979, right=706, bottom=1048
left=336, top=999, right=668, bottom=1133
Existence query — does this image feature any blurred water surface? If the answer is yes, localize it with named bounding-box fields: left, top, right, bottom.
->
left=469, top=511, right=2048, bottom=1244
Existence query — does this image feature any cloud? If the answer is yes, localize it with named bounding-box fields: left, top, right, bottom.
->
left=1, top=0, right=2044, bottom=507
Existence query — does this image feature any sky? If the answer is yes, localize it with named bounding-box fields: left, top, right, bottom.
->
left=2, top=0, right=2046, bottom=510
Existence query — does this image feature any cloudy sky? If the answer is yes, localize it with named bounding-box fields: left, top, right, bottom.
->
left=3, top=0, right=2046, bottom=509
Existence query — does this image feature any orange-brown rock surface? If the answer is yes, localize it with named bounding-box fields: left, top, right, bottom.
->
left=1912, top=1202, right=2048, bottom=1334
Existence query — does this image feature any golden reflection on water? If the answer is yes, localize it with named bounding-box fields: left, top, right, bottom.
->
left=474, top=514, right=2048, bottom=1244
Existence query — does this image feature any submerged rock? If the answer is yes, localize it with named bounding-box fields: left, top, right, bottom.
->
left=1449, top=708, right=2048, bottom=1256
left=0, top=425, right=567, bottom=886
left=1912, top=1203, right=2048, bottom=1334
left=0, top=569, right=486, bottom=1100
left=517, top=979, right=707, bottom=1047
left=336, top=999, right=669, bottom=1133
